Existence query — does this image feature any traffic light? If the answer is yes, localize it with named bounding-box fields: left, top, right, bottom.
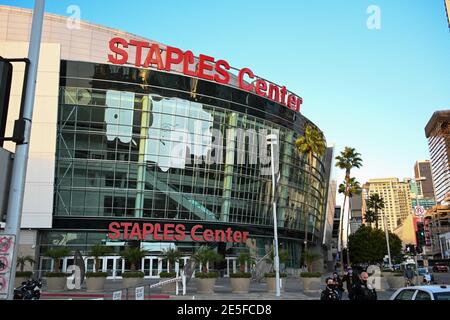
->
left=405, top=244, right=416, bottom=255
left=0, top=58, right=13, bottom=147
left=416, top=222, right=426, bottom=247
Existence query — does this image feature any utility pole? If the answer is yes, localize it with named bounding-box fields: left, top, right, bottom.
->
left=267, top=134, right=280, bottom=298
left=383, top=212, right=392, bottom=270
left=3, top=0, right=45, bottom=300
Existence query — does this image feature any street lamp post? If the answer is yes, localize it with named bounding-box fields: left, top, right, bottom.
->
left=383, top=212, right=392, bottom=270
left=3, top=0, right=45, bottom=300
left=267, top=134, right=280, bottom=297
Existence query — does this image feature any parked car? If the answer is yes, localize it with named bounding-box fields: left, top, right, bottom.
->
left=390, top=285, right=450, bottom=300
left=418, top=267, right=430, bottom=276
left=432, top=264, right=449, bottom=273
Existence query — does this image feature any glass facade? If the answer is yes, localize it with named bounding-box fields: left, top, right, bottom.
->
left=41, top=61, right=329, bottom=268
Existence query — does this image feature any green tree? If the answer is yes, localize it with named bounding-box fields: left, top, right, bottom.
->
left=366, top=193, right=385, bottom=229
left=16, top=256, right=35, bottom=272
left=266, top=246, right=289, bottom=272
left=45, top=248, right=71, bottom=272
left=303, top=251, right=321, bottom=272
left=120, top=247, right=148, bottom=271
left=335, top=147, right=363, bottom=265
left=193, top=247, right=223, bottom=273
left=89, top=245, right=113, bottom=272
left=364, top=209, right=377, bottom=226
left=162, top=248, right=182, bottom=273
left=295, top=124, right=326, bottom=254
left=348, top=225, right=402, bottom=264
left=236, top=252, right=255, bottom=273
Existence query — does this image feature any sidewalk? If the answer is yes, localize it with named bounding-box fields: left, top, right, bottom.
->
left=39, top=277, right=317, bottom=300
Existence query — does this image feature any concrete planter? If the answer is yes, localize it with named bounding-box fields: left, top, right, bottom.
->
left=14, top=277, right=28, bottom=289
left=230, top=278, right=251, bottom=294
left=46, top=277, right=66, bottom=291
left=86, top=277, right=106, bottom=292
left=386, top=276, right=405, bottom=290
left=301, top=277, right=322, bottom=292
left=196, top=278, right=216, bottom=294
left=266, top=277, right=286, bottom=293
left=122, top=277, right=143, bottom=289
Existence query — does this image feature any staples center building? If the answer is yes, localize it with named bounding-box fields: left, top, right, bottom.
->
left=0, top=6, right=331, bottom=277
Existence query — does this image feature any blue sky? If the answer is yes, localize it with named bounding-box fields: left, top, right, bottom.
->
left=2, top=0, right=450, bottom=188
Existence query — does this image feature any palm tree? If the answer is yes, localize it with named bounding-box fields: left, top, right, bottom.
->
left=90, top=245, right=113, bottom=272
left=303, top=251, right=321, bottom=272
left=335, top=147, right=362, bottom=262
left=193, top=247, right=223, bottom=273
left=16, top=256, right=35, bottom=272
left=364, top=209, right=377, bottom=226
left=120, top=247, right=148, bottom=271
left=45, top=248, right=71, bottom=272
left=295, top=125, right=326, bottom=255
left=236, top=252, right=254, bottom=273
left=163, top=248, right=182, bottom=273
left=366, top=193, right=385, bottom=229
left=266, top=246, right=289, bottom=272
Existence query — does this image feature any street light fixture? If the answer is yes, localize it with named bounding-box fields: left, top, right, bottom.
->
left=267, top=133, right=280, bottom=297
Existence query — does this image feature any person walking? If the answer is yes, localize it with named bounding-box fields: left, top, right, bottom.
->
left=351, top=272, right=377, bottom=301
left=404, top=266, right=415, bottom=286
left=320, top=277, right=341, bottom=301
left=423, top=270, right=432, bottom=285
left=342, top=267, right=357, bottom=300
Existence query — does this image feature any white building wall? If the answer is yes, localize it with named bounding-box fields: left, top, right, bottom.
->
left=0, top=41, right=60, bottom=229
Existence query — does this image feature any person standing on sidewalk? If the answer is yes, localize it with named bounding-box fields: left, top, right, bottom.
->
left=332, top=272, right=344, bottom=299
left=342, top=268, right=357, bottom=300
left=351, top=272, right=377, bottom=301
left=320, top=278, right=341, bottom=301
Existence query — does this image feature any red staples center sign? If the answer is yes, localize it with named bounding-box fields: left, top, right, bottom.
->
left=108, top=222, right=249, bottom=244
left=107, top=37, right=303, bottom=112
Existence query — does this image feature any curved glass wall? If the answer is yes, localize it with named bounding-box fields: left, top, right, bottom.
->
left=50, top=61, right=329, bottom=267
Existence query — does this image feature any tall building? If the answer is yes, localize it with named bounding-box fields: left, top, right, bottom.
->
left=406, top=178, right=436, bottom=210
left=414, top=160, right=435, bottom=198
left=363, top=178, right=412, bottom=233
left=349, top=193, right=363, bottom=234
left=425, top=110, right=450, bottom=204
left=424, top=204, right=450, bottom=258
left=323, top=179, right=337, bottom=271
left=0, top=6, right=330, bottom=276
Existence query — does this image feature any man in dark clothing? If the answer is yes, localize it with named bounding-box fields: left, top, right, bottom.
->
left=351, top=272, right=377, bottom=301
left=320, top=278, right=340, bottom=301
left=342, top=268, right=358, bottom=300
left=332, top=272, right=345, bottom=299
left=404, top=266, right=415, bottom=286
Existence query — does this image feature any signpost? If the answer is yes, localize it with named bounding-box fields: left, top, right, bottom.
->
left=135, top=286, right=145, bottom=300
left=0, top=235, right=15, bottom=300
left=112, top=290, right=122, bottom=300
left=414, top=206, right=425, bottom=218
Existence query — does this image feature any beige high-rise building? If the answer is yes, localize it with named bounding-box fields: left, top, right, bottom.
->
left=363, top=178, right=412, bottom=233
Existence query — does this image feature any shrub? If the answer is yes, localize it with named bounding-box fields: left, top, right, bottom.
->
left=264, top=272, right=287, bottom=278
left=196, top=272, right=218, bottom=279
left=230, top=272, right=251, bottom=278
left=16, top=271, right=33, bottom=278
left=300, top=272, right=322, bottom=278
left=121, top=271, right=144, bottom=278
left=159, top=271, right=177, bottom=278
left=45, top=272, right=67, bottom=278
left=86, top=272, right=108, bottom=278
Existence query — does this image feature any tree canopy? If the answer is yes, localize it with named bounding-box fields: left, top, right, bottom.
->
left=348, top=225, right=402, bottom=264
